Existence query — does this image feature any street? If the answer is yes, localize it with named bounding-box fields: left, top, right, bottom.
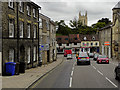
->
left=30, top=54, right=120, bottom=89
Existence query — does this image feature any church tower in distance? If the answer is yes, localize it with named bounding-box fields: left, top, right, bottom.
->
left=79, top=11, right=87, bottom=26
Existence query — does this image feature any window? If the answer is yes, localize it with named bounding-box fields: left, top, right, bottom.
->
left=74, top=43, right=77, bottom=45
left=46, top=21, right=49, bottom=30
left=92, top=36, right=95, bottom=40
left=19, top=21, right=24, bottom=38
left=58, top=38, right=61, bottom=40
left=95, top=42, right=98, bottom=46
left=33, top=8, right=36, bottom=17
left=27, top=47, right=30, bottom=63
left=27, top=24, right=30, bottom=38
left=9, top=19, right=14, bottom=38
left=87, top=43, right=89, bottom=46
left=33, top=25, right=37, bottom=38
left=65, top=38, right=68, bottom=40
left=59, top=43, right=62, bottom=46
left=67, top=43, right=69, bottom=46
left=91, top=43, right=93, bottom=46
left=27, top=5, right=31, bottom=15
left=8, top=0, right=14, bottom=8
left=19, top=1, right=24, bottom=12
left=39, top=18, right=42, bottom=29
left=9, top=49, right=14, bottom=62
left=33, top=46, right=36, bottom=61
left=75, top=37, right=77, bottom=40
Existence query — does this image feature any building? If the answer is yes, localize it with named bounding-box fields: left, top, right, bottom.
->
left=79, top=11, right=87, bottom=26
left=50, top=20, right=57, bottom=61
left=56, top=34, right=99, bottom=54
left=1, top=1, right=40, bottom=75
left=99, top=25, right=112, bottom=58
left=39, top=13, right=51, bottom=64
left=112, top=1, right=120, bottom=60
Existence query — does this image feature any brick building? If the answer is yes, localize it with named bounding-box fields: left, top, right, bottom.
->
left=1, top=1, right=40, bottom=75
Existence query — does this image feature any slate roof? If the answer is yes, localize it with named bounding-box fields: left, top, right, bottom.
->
left=113, top=1, right=120, bottom=9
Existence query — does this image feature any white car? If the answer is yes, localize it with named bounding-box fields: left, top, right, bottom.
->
left=67, top=54, right=72, bottom=59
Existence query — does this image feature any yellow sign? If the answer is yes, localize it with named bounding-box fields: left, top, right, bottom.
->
left=8, top=14, right=15, bottom=19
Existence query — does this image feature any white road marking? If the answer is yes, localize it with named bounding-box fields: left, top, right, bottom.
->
left=93, top=66, right=96, bottom=70
left=69, top=77, right=72, bottom=87
left=72, top=67, right=74, bottom=71
left=71, top=71, right=73, bottom=76
left=105, top=77, right=118, bottom=88
left=97, top=70, right=103, bottom=76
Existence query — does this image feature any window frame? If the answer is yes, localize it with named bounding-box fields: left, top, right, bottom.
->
left=33, top=25, right=37, bottom=38
left=27, top=23, right=31, bottom=38
left=19, top=1, right=24, bottom=13
left=27, top=47, right=31, bottom=64
left=27, top=5, right=31, bottom=16
left=33, top=46, right=37, bottom=62
left=19, top=21, right=24, bottom=38
left=9, top=19, right=15, bottom=38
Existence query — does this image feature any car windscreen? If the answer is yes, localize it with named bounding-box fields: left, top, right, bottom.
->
left=79, top=53, right=88, bottom=57
left=98, top=55, right=107, bottom=58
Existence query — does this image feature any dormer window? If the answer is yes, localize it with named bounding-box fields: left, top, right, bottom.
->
left=84, top=37, right=87, bottom=40
left=92, top=36, right=95, bottom=40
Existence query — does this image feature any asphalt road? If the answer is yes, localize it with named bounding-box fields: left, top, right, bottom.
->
left=31, top=54, right=120, bottom=89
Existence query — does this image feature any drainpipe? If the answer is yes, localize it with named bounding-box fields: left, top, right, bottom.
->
left=16, top=2, right=19, bottom=63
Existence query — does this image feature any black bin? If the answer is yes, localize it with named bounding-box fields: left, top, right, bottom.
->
left=19, top=62, right=25, bottom=73
left=15, top=62, right=20, bottom=75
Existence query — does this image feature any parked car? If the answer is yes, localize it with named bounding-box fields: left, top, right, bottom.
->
left=88, top=53, right=94, bottom=58
left=97, top=55, right=109, bottom=64
left=115, top=63, right=120, bottom=80
left=93, top=53, right=99, bottom=61
left=67, top=54, right=72, bottom=59
left=64, top=50, right=72, bottom=57
left=77, top=52, right=90, bottom=65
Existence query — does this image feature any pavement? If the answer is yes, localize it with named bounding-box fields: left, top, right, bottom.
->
left=31, top=55, right=120, bottom=89
left=2, top=54, right=64, bottom=88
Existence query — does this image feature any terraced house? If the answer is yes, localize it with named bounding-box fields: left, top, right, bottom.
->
left=56, top=34, right=99, bottom=54
left=1, top=1, right=41, bottom=75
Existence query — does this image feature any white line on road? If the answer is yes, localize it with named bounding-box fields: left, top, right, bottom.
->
left=105, top=77, right=118, bottom=88
left=97, top=70, right=103, bottom=76
left=71, top=71, right=73, bottom=76
left=69, top=77, right=72, bottom=87
left=72, top=67, right=74, bottom=71
left=93, top=66, right=96, bottom=70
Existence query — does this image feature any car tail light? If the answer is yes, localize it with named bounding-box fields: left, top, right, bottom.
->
left=106, top=60, right=109, bottom=62
left=86, top=57, right=89, bottom=59
left=78, top=57, right=81, bottom=59
left=99, top=60, right=101, bottom=63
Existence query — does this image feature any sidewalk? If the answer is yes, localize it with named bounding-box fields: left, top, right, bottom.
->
left=2, top=55, right=64, bottom=88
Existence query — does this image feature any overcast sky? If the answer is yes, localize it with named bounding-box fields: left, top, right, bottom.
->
left=32, top=0, right=119, bottom=26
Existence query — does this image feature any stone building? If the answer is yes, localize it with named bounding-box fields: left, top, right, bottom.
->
left=99, top=25, right=112, bottom=58
left=112, top=1, right=120, bottom=60
left=79, top=11, right=87, bottom=26
left=50, top=20, right=57, bottom=61
left=56, top=34, right=99, bottom=54
left=39, top=13, right=50, bottom=64
left=1, top=1, right=40, bottom=75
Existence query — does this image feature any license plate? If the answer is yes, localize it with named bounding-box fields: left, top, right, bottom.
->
left=82, top=58, right=86, bottom=59
left=102, top=61, right=106, bottom=62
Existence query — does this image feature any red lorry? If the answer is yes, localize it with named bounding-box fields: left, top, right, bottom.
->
left=64, top=50, right=72, bottom=57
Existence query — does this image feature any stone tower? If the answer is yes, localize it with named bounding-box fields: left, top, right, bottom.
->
left=79, top=11, right=87, bottom=26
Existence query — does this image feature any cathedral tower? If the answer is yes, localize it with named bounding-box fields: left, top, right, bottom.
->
left=79, top=11, right=88, bottom=26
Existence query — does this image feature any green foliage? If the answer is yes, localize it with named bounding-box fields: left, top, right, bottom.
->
left=56, top=18, right=111, bottom=36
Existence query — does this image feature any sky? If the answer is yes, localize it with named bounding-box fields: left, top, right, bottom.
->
left=32, top=0, right=120, bottom=26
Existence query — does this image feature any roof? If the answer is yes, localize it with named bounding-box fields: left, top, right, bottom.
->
left=99, top=24, right=112, bottom=31
left=56, top=36, right=69, bottom=44
left=69, top=34, right=81, bottom=43
left=113, top=1, right=120, bottom=9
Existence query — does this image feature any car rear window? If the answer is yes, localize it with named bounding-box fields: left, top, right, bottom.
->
left=98, top=55, right=107, bottom=58
left=79, top=53, right=88, bottom=57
